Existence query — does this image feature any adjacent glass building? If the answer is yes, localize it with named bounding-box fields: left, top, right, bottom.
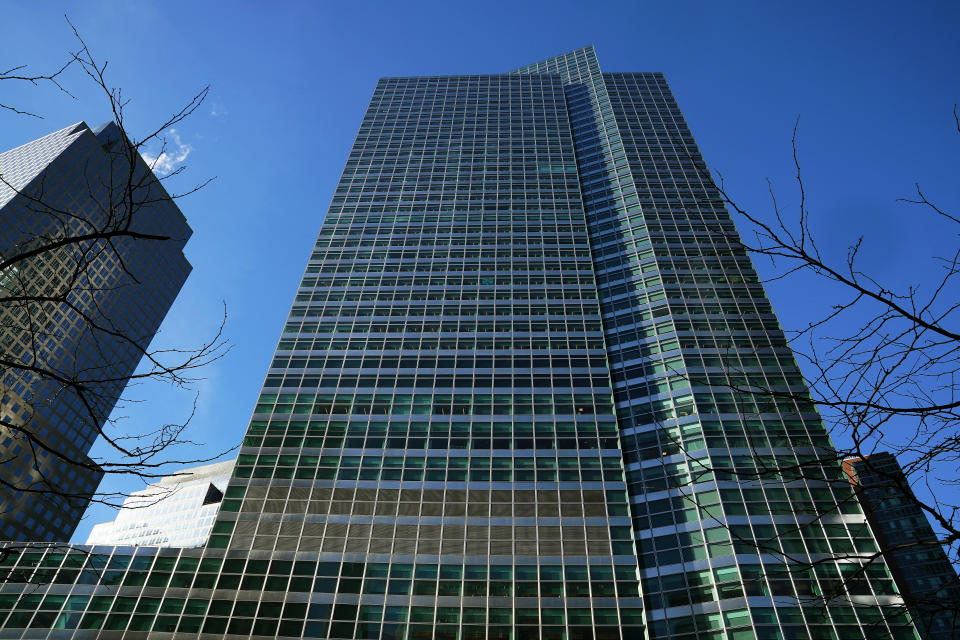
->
left=86, top=460, right=235, bottom=548
left=0, top=122, right=192, bottom=542
left=844, top=453, right=960, bottom=640
left=0, top=48, right=921, bottom=639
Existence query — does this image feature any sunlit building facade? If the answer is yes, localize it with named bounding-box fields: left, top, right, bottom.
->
left=86, top=460, right=234, bottom=548
left=0, top=48, right=919, bottom=640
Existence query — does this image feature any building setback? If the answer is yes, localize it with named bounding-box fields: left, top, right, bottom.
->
left=0, top=122, right=192, bottom=541
left=86, top=460, right=235, bottom=548
left=0, top=48, right=919, bottom=639
left=844, top=453, right=960, bottom=640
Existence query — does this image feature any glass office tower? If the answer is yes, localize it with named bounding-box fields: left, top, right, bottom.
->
left=0, top=122, right=192, bottom=542
left=0, top=48, right=918, bottom=640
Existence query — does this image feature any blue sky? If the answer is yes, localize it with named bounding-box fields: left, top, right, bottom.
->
left=0, top=1, right=957, bottom=542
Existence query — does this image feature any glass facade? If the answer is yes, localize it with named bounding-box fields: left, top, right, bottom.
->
left=0, top=122, right=193, bottom=542
left=514, top=47, right=915, bottom=640
left=844, top=453, right=960, bottom=640
left=0, top=49, right=921, bottom=639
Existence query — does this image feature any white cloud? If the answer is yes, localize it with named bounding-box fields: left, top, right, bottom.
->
left=140, top=129, right=192, bottom=177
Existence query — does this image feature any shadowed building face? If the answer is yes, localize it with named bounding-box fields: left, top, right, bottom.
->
left=0, top=122, right=192, bottom=542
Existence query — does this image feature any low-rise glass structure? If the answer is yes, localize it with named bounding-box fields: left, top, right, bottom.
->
left=86, top=460, right=235, bottom=548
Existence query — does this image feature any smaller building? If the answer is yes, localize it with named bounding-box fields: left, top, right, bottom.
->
left=844, top=452, right=960, bottom=640
left=85, top=459, right=234, bottom=548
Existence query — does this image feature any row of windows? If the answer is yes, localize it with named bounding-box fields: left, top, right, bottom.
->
left=331, top=193, right=579, bottom=205
left=306, top=262, right=594, bottom=274
left=247, top=418, right=617, bottom=436
left=264, top=374, right=608, bottom=392
left=627, top=448, right=844, bottom=490
left=277, top=338, right=606, bottom=351
left=221, top=535, right=619, bottom=558
left=624, top=418, right=831, bottom=459
left=291, top=307, right=600, bottom=321
left=238, top=451, right=623, bottom=470
left=293, top=295, right=599, bottom=308
left=4, top=541, right=644, bottom=576
left=289, top=314, right=601, bottom=328
left=312, top=239, right=587, bottom=252
left=327, top=203, right=585, bottom=214
left=252, top=392, right=613, bottom=418
left=229, top=498, right=626, bottom=521
left=243, top=432, right=619, bottom=451
left=299, top=277, right=596, bottom=289
left=3, top=604, right=641, bottom=640
left=228, top=484, right=627, bottom=504
left=232, top=464, right=625, bottom=484
left=243, top=424, right=618, bottom=451
left=320, top=219, right=587, bottom=231
left=283, top=320, right=605, bottom=334
left=272, top=354, right=608, bottom=369
left=317, top=211, right=583, bottom=222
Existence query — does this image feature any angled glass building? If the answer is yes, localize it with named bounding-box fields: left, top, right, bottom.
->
left=86, top=460, right=234, bottom=548
left=0, top=122, right=192, bottom=542
left=0, top=48, right=920, bottom=640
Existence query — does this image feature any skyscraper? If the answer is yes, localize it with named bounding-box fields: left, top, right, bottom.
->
left=86, top=460, right=234, bottom=548
left=0, top=122, right=192, bottom=541
left=0, top=48, right=919, bottom=639
left=844, top=453, right=960, bottom=640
